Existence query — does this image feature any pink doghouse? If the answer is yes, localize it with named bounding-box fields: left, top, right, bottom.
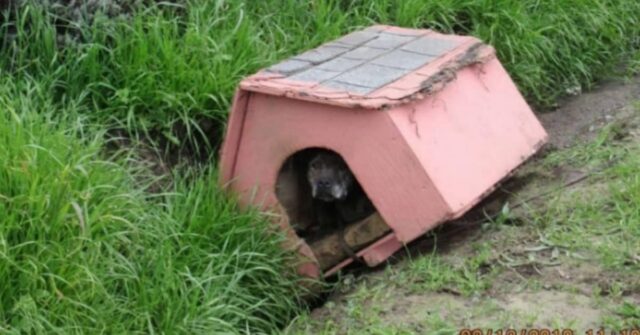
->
left=219, top=25, right=547, bottom=278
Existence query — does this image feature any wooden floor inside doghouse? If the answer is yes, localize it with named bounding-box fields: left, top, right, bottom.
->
left=275, top=148, right=390, bottom=270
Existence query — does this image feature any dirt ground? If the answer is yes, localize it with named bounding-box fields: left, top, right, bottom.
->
left=289, top=76, right=640, bottom=334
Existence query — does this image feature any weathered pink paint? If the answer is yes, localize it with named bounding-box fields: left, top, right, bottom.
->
left=219, top=25, right=548, bottom=278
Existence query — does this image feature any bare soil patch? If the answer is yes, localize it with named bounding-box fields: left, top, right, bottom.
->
left=539, top=78, right=640, bottom=149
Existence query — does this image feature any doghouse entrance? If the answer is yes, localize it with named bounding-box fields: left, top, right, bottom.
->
left=275, top=148, right=390, bottom=270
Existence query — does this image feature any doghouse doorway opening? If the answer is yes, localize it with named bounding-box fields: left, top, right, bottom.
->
left=275, top=148, right=390, bottom=270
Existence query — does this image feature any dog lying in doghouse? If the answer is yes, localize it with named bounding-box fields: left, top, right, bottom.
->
left=276, top=149, right=375, bottom=241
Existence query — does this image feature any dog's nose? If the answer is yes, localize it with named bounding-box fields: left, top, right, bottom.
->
left=318, top=180, right=331, bottom=188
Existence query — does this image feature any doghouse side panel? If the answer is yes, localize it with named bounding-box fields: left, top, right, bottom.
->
left=230, top=93, right=451, bottom=242
left=388, top=58, right=547, bottom=214
left=219, top=89, right=251, bottom=184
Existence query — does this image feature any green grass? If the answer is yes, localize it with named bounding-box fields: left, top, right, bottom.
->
left=535, top=125, right=640, bottom=273
left=399, top=241, right=495, bottom=296
left=3, top=0, right=640, bottom=149
left=0, top=78, right=306, bottom=333
left=2, top=0, right=640, bottom=333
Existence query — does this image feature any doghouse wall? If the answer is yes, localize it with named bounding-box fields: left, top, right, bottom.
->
left=387, top=58, right=547, bottom=216
left=220, top=91, right=452, bottom=243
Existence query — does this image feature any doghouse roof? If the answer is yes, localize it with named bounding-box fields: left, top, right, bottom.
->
left=240, top=25, right=495, bottom=109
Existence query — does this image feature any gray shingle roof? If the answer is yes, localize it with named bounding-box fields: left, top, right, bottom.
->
left=267, top=27, right=461, bottom=95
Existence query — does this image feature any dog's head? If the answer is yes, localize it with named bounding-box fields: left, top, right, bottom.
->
left=307, top=152, right=353, bottom=202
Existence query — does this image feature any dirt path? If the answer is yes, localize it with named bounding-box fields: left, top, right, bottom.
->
left=539, top=78, right=640, bottom=148
left=289, top=77, right=640, bottom=334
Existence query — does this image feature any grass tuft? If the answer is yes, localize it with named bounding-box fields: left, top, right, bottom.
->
left=0, top=78, right=305, bottom=333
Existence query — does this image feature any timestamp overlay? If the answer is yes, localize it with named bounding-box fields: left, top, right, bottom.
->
left=459, top=329, right=640, bottom=335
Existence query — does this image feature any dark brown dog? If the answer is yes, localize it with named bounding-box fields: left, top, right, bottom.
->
left=307, top=151, right=374, bottom=225
left=306, top=151, right=375, bottom=261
